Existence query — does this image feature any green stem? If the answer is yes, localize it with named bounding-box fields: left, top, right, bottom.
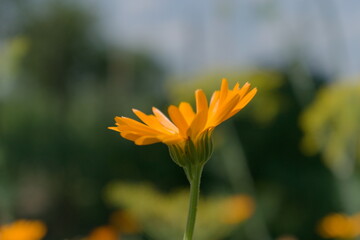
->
left=183, top=165, right=203, bottom=240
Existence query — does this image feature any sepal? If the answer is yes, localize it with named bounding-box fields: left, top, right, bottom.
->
left=168, top=128, right=214, bottom=180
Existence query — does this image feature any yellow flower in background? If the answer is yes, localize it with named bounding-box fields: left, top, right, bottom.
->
left=86, top=226, right=119, bottom=240
left=110, top=210, right=140, bottom=234
left=0, top=220, right=46, bottom=240
left=221, top=195, right=254, bottom=225
left=318, top=213, right=360, bottom=239
left=109, top=78, right=257, bottom=147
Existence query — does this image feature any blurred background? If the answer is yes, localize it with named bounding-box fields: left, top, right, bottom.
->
left=1, top=0, right=360, bottom=239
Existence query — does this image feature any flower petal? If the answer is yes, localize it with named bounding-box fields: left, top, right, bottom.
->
left=195, top=89, right=209, bottom=113
left=188, top=110, right=208, bottom=138
left=168, top=105, right=189, bottom=137
left=117, top=117, right=163, bottom=136
left=238, top=82, right=251, bottom=99
left=231, top=88, right=257, bottom=114
left=208, top=91, right=220, bottom=118
left=161, top=135, right=185, bottom=145
left=135, top=136, right=161, bottom=145
left=219, top=78, right=229, bottom=104
left=152, top=107, right=178, bottom=133
left=179, top=102, right=195, bottom=125
left=209, top=91, right=220, bottom=106
left=132, top=109, right=173, bottom=134
left=233, top=82, right=240, bottom=91
left=121, top=132, right=142, bottom=141
left=211, top=95, right=240, bottom=126
left=108, top=126, right=120, bottom=132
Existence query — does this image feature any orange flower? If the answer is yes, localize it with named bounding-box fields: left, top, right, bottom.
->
left=86, top=226, right=119, bottom=240
left=110, top=210, right=140, bottom=234
left=109, top=78, right=257, bottom=240
left=318, top=213, right=360, bottom=239
left=0, top=220, right=46, bottom=240
left=221, top=195, right=254, bottom=225
left=109, top=78, right=257, bottom=147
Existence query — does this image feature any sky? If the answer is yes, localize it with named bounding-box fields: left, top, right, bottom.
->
left=86, top=0, right=360, bottom=79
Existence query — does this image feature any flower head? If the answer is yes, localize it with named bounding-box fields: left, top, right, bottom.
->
left=109, top=78, right=257, bottom=147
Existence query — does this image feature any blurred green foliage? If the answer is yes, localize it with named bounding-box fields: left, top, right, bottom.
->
left=0, top=37, right=28, bottom=99
left=0, top=2, right=171, bottom=239
left=106, top=182, right=253, bottom=240
left=301, top=80, right=360, bottom=178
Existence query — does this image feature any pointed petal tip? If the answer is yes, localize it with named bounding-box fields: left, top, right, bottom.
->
left=221, top=78, right=229, bottom=86
left=251, top=87, right=258, bottom=97
left=233, top=82, right=240, bottom=90
left=221, top=78, right=229, bottom=87
left=108, top=126, right=120, bottom=132
left=240, top=82, right=251, bottom=89
left=114, top=116, right=126, bottom=124
left=152, top=106, right=163, bottom=115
